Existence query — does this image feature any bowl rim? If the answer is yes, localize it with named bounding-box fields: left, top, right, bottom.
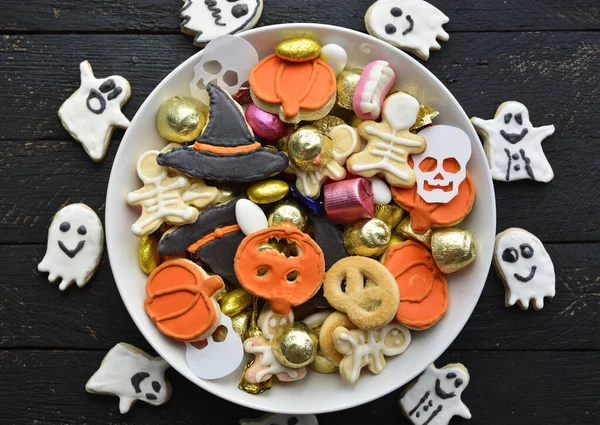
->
left=106, top=22, right=496, bottom=414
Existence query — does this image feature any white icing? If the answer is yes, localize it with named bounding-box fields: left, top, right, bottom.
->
left=368, top=176, right=392, bottom=204
left=495, top=228, right=555, bottom=310
left=244, top=338, right=299, bottom=382
left=58, top=61, right=130, bottom=162
left=85, top=343, right=170, bottom=414
left=366, top=0, right=449, bottom=60
left=301, top=310, right=333, bottom=329
left=320, top=43, right=348, bottom=76
left=235, top=198, right=268, bottom=236
left=412, top=125, right=472, bottom=204
left=189, top=35, right=259, bottom=105
left=356, top=61, right=395, bottom=119
left=400, top=363, right=471, bottom=425
left=240, top=414, right=318, bottom=425
left=471, top=101, right=555, bottom=183
left=38, top=203, right=103, bottom=291
left=257, top=302, right=294, bottom=340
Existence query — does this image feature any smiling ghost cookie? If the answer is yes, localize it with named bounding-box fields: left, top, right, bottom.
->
left=38, top=203, right=104, bottom=291
left=494, top=228, right=555, bottom=310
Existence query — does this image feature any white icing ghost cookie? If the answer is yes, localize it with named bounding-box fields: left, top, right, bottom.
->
left=400, top=363, right=471, bottom=425
left=58, top=61, right=130, bottom=162
left=494, top=228, right=556, bottom=310
left=365, top=0, right=449, bottom=60
left=38, top=203, right=104, bottom=291
left=86, top=343, right=171, bottom=414
left=180, top=0, right=263, bottom=47
left=471, top=101, right=555, bottom=183
left=240, top=414, right=318, bottom=425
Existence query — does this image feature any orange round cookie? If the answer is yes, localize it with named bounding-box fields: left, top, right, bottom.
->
left=396, top=274, right=448, bottom=330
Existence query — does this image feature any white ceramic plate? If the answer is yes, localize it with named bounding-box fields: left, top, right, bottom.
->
left=106, top=23, right=496, bottom=414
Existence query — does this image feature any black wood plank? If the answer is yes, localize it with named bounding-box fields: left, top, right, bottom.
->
left=2, top=244, right=599, bottom=350
left=2, top=0, right=599, bottom=33
left=0, top=349, right=597, bottom=424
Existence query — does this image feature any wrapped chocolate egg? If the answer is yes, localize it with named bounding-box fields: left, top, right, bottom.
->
left=245, top=103, right=285, bottom=141
left=156, top=96, right=205, bottom=143
left=276, top=37, right=322, bottom=62
left=247, top=179, right=290, bottom=204
left=268, top=199, right=308, bottom=231
left=431, top=228, right=477, bottom=274
left=138, top=234, right=160, bottom=274
left=374, top=204, right=404, bottom=229
left=287, top=126, right=334, bottom=172
left=312, top=116, right=346, bottom=135
left=396, top=216, right=432, bottom=248
left=231, top=309, right=252, bottom=337
left=220, top=288, right=253, bottom=317
left=343, top=218, right=391, bottom=257
left=271, top=322, right=318, bottom=369
left=336, top=69, right=362, bottom=110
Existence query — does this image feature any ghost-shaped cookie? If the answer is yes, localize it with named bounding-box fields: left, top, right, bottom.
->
left=58, top=61, right=131, bottom=162
left=365, top=0, right=449, bottom=60
left=494, top=228, right=555, bottom=310
left=180, top=0, right=264, bottom=46
left=38, top=203, right=104, bottom=291
left=240, top=414, right=319, bottom=425
left=86, top=343, right=171, bottom=414
left=471, top=101, right=555, bottom=182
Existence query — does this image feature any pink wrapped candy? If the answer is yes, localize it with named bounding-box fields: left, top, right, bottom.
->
left=324, top=178, right=375, bottom=224
left=245, top=103, right=285, bottom=141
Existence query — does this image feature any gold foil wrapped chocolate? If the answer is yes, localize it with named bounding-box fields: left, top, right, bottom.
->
left=410, top=104, right=440, bottom=132
left=220, top=288, right=253, bottom=317
left=431, top=228, right=477, bottom=274
left=231, top=309, right=252, bottom=337
left=244, top=296, right=262, bottom=340
left=343, top=218, right=391, bottom=257
left=268, top=200, right=308, bottom=232
left=287, top=126, right=334, bottom=172
left=156, top=96, right=205, bottom=143
left=336, top=69, right=362, bottom=110
left=275, top=37, right=322, bottom=62
left=246, top=179, right=290, bottom=204
left=374, top=204, right=405, bottom=229
left=396, top=216, right=432, bottom=248
left=312, top=116, right=346, bottom=135
left=271, top=322, right=318, bottom=369
left=388, top=232, right=406, bottom=248
left=238, top=360, right=273, bottom=394
left=138, top=234, right=160, bottom=274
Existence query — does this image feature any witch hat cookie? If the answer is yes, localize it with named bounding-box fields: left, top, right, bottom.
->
left=157, top=83, right=288, bottom=183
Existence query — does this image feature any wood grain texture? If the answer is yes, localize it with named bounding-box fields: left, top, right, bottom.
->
left=0, top=349, right=597, bottom=424
left=2, top=0, right=599, bottom=33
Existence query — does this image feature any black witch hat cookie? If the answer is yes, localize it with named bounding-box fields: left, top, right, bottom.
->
left=157, top=83, right=288, bottom=183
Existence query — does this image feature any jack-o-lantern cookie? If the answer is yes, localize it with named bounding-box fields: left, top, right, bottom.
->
left=234, top=227, right=326, bottom=315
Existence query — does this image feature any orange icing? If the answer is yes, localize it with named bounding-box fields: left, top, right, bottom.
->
left=383, top=241, right=435, bottom=303
left=396, top=274, right=448, bottom=330
left=249, top=54, right=336, bottom=119
left=187, top=224, right=240, bottom=252
left=144, top=259, right=224, bottom=342
left=234, top=227, right=325, bottom=315
left=193, top=141, right=261, bottom=154
left=392, top=158, right=476, bottom=233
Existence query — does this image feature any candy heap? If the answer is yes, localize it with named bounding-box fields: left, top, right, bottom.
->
left=127, top=34, right=478, bottom=391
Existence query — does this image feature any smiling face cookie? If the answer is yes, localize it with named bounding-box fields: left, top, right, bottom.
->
left=366, top=0, right=450, bottom=60
left=38, top=203, right=104, bottom=291
left=494, top=228, right=555, bottom=310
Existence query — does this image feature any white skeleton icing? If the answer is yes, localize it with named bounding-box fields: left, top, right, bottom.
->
left=189, top=35, right=259, bottom=105
left=366, top=0, right=449, bottom=60
left=244, top=336, right=306, bottom=382
left=400, top=363, right=471, bottom=425
left=412, top=125, right=472, bottom=204
left=257, top=302, right=294, bottom=340
left=86, top=343, right=171, bottom=414
left=58, top=61, right=130, bottom=162
left=126, top=150, right=198, bottom=237
left=240, top=414, right=319, bottom=425
left=471, top=101, right=555, bottom=182
left=38, top=203, right=103, bottom=291
left=494, top=228, right=555, bottom=310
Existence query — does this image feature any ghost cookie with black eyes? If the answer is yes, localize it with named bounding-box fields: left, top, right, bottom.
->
left=180, top=0, right=264, bottom=47
left=365, top=0, right=449, bottom=60
left=494, top=228, right=555, bottom=310
left=38, top=203, right=104, bottom=291
left=471, top=101, right=555, bottom=182
left=86, top=343, right=171, bottom=414
left=58, top=61, right=131, bottom=162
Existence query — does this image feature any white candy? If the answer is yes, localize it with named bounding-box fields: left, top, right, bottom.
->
left=320, top=44, right=348, bottom=76
left=369, top=176, right=392, bottom=204
left=235, top=198, right=268, bottom=235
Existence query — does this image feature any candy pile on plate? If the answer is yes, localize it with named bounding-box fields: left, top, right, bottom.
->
left=126, top=34, right=478, bottom=392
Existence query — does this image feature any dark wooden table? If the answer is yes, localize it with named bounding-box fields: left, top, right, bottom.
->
left=1, top=1, right=599, bottom=424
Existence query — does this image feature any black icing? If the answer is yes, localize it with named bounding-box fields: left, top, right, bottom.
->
left=423, top=405, right=443, bottom=425
left=390, top=7, right=402, bottom=17
left=107, top=86, right=122, bottom=101
left=455, top=378, right=463, bottom=388
left=502, top=247, right=519, bottom=263
left=504, top=113, right=512, bottom=124
left=59, top=222, right=70, bottom=232
left=77, top=225, right=87, bottom=235
left=145, top=393, right=158, bottom=400
left=520, top=148, right=535, bottom=179
left=514, top=265, right=537, bottom=282
left=435, top=378, right=456, bottom=399
left=131, top=372, right=150, bottom=393
left=515, top=113, right=523, bottom=125
left=500, top=128, right=529, bottom=144
left=152, top=381, right=162, bottom=393
left=205, top=0, right=226, bottom=26
left=86, top=89, right=106, bottom=115
left=231, top=3, right=249, bottom=18
left=385, top=24, right=397, bottom=34
left=402, top=15, right=414, bottom=35
left=58, top=240, right=85, bottom=258
left=409, top=390, right=430, bottom=416
left=99, top=79, right=116, bottom=93
left=520, top=243, right=534, bottom=258
left=446, top=372, right=456, bottom=379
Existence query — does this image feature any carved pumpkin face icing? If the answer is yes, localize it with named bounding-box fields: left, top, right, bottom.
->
left=234, top=227, right=326, bottom=314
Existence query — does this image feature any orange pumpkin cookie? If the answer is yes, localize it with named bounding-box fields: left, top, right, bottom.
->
left=144, top=259, right=224, bottom=342
left=249, top=54, right=337, bottom=124
left=234, top=227, right=325, bottom=315
left=392, top=157, right=476, bottom=233
left=397, top=274, right=448, bottom=330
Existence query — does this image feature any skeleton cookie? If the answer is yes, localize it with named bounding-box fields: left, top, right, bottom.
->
left=38, top=203, right=103, bottom=291
left=471, top=101, right=555, bottom=182
left=400, top=363, right=471, bottom=425
left=86, top=343, right=171, bottom=414
left=180, top=0, right=263, bottom=47
left=365, top=0, right=450, bottom=60
left=347, top=92, right=426, bottom=187
left=243, top=336, right=307, bottom=383
left=58, top=61, right=130, bottom=162
left=494, top=228, right=555, bottom=310
left=126, top=150, right=199, bottom=237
